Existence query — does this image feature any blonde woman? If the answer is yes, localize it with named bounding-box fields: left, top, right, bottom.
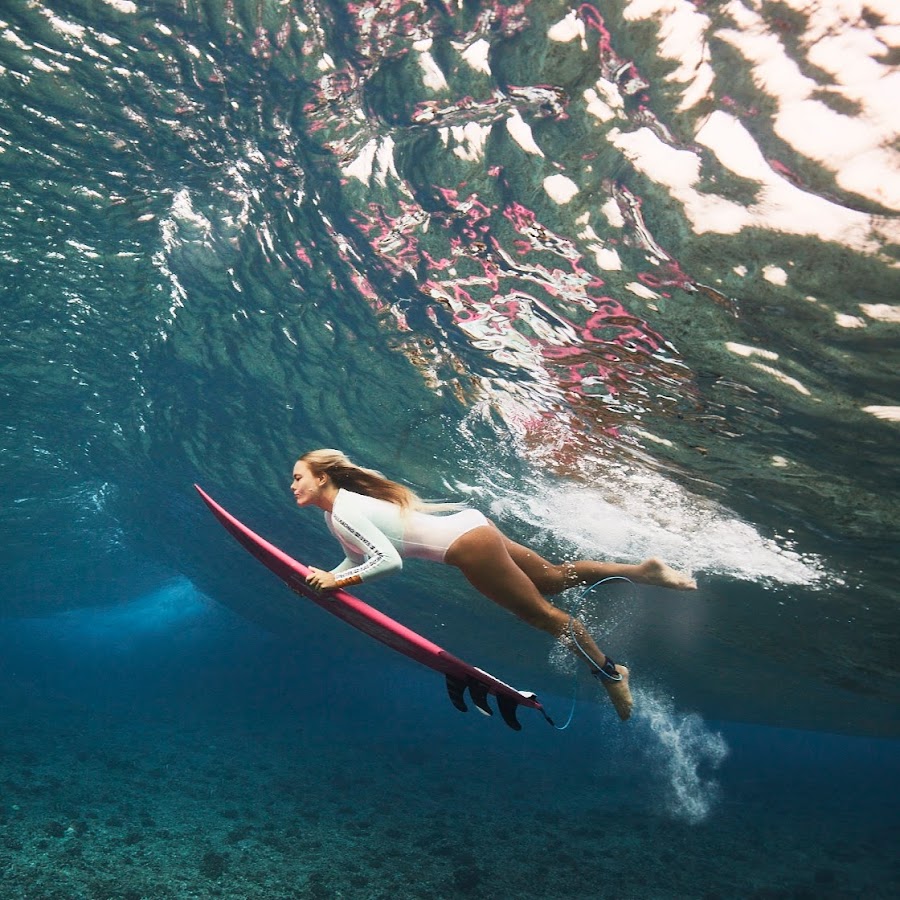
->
left=291, top=449, right=696, bottom=721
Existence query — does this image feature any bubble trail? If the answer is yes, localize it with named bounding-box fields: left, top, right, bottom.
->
left=632, top=686, right=729, bottom=823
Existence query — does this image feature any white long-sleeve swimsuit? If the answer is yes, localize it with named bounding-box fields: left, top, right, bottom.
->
left=325, top=489, right=488, bottom=585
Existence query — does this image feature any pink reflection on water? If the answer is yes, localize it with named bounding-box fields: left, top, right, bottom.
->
left=285, top=0, right=706, bottom=438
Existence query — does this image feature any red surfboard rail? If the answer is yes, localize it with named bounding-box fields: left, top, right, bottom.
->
left=195, top=485, right=552, bottom=730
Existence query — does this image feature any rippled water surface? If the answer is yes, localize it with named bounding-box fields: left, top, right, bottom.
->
left=1, top=0, right=899, bottom=893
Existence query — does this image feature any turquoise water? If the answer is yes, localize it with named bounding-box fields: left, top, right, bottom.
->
left=1, top=0, right=898, bottom=896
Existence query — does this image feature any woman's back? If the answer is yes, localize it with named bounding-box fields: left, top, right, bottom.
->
left=328, top=489, right=486, bottom=564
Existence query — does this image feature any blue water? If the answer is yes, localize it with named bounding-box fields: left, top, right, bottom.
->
left=2, top=590, right=898, bottom=898
left=2, top=0, right=899, bottom=896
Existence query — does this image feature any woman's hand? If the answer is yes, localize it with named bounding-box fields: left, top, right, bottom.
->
left=306, top=566, right=338, bottom=592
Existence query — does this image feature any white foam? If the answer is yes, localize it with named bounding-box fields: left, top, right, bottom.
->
left=624, top=0, right=714, bottom=111
left=342, top=139, right=378, bottom=183
left=626, top=280, right=660, bottom=300
left=577, top=223, right=623, bottom=270
left=717, top=0, right=900, bottom=211
left=451, top=122, right=491, bottom=162
left=609, top=114, right=891, bottom=251
left=490, top=471, right=826, bottom=587
left=750, top=362, right=811, bottom=396
left=44, top=12, right=86, bottom=40
left=548, top=10, right=586, bottom=48
left=459, top=38, right=491, bottom=75
left=591, top=245, right=622, bottom=270
left=417, top=49, right=448, bottom=91
left=619, top=0, right=900, bottom=212
left=583, top=87, right=617, bottom=123
left=726, top=342, right=778, bottom=361
left=835, top=313, right=866, bottom=329
left=544, top=174, right=579, bottom=204
left=861, top=304, right=900, bottom=322
left=506, top=111, right=545, bottom=157
left=549, top=621, right=728, bottom=822
left=864, top=405, right=900, bottom=421
left=101, top=0, right=137, bottom=13
left=600, top=197, right=625, bottom=228
left=374, top=136, right=399, bottom=187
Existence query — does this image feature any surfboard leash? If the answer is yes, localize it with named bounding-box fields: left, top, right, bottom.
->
left=549, top=575, right=635, bottom=731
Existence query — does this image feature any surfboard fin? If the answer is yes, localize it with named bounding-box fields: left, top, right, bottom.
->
left=468, top=680, right=493, bottom=717
left=446, top=674, right=468, bottom=712
left=497, top=694, right=523, bottom=731
left=445, top=674, right=527, bottom=729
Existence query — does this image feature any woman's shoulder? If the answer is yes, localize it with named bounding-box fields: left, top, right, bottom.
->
left=334, top=489, right=393, bottom=516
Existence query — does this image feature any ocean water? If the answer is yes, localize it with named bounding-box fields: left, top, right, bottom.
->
left=1, top=0, right=898, bottom=897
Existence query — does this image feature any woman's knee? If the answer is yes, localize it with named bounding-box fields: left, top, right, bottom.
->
left=532, top=563, right=569, bottom=595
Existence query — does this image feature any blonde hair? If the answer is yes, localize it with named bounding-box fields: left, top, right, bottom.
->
left=299, top=449, right=462, bottom=512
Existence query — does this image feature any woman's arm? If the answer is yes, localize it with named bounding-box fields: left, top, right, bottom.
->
left=314, top=509, right=402, bottom=589
left=329, top=557, right=357, bottom=577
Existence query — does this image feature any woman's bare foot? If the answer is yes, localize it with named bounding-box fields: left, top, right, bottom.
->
left=602, top=665, right=633, bottom=721
left=638, top=558, right=697, bottom=591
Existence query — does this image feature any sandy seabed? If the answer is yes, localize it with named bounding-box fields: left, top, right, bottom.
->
left=1, top=688, right=896, bottom=900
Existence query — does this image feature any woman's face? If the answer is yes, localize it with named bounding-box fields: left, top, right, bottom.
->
left=291, top=460, right=326, bottom=507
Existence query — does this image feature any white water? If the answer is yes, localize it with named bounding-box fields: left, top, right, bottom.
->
left=490, top=468, right=828, bottom=588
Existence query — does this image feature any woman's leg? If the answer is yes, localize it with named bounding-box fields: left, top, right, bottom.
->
left=496, top=531, right=697, bottom=595
left=446, top=526, right=633, bottom=720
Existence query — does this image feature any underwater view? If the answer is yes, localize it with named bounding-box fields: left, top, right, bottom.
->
left=1, top=0, right=898, bottom=897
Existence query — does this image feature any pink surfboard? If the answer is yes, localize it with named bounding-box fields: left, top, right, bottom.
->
left=195, top=485, right=552, bottom=730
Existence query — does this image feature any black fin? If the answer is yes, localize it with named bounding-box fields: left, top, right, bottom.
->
left=446, top=674, right=468, bottom=713
left=468, top=680, right=493, bottom=717
left=497, top=695, right=523, bottom=731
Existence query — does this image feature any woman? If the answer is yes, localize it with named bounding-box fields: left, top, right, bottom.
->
left=292, top=449, right=696, bottom=721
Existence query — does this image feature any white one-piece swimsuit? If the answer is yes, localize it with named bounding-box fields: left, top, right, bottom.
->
left=324, top=489, right=488, bottom=586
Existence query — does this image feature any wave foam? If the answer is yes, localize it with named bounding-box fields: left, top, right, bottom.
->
left=489, top=469, right=827, bottom=587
